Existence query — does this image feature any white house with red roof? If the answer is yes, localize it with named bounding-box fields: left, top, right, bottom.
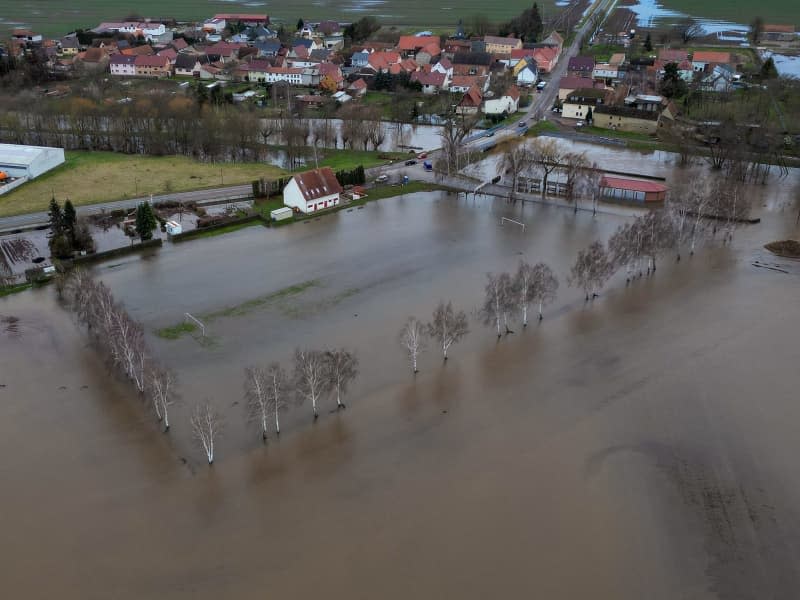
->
left=483, top=87, right=520, bottom=115
left=283, top=167, right=343, bottom=214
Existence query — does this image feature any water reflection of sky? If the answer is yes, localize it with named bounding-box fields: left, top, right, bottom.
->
left=766, top=53, right=800, bottom=78
left=628, top=0, right=748, bottom=34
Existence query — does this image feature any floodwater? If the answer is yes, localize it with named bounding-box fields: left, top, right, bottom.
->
left=2, top=166, right=800, bottom=598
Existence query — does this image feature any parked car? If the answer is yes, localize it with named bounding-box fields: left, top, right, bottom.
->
left=551, top=106, right=561, bottom=113
left=417, top=152, right=428, bottom=159
left=404, top=159, right=417, bottom=166
left=576, top=120, right=585, bottom=128
left=536, top=81, right=547, bottom=91
left=485, top=131, right=494, bottom=138
left=517, top=120, right=527, bottom=127
left=375, top=174, right=389, bottom=183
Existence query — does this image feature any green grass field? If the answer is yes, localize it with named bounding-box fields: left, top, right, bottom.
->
left=0, top=151, right=284, bottom=217
left=0, top=0, right=556, bottom=38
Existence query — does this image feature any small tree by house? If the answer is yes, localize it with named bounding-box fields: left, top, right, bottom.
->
left=135, top=202, right=157, bottom=241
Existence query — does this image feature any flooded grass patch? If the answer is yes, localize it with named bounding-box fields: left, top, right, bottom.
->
left=155, top=279, right=321, bottom=340
left=0, top=283, right=33, bottom=298
left=155, top=321, right=197, bottom=339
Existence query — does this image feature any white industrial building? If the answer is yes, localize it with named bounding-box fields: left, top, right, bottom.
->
left=0, top=144, right=65, bottom=179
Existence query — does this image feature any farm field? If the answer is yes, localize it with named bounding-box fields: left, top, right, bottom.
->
left=0, top=0, right=557, bottom=38
left=649, top=0, right=800, bottom=29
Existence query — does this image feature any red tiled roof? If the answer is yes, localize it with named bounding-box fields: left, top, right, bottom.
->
left=600, top=177, right=668, bottom=193
left=171, top=38, right=188, bottom=50
left=558, top=76, right=595, bottom=90
left=459, top=86, right=482, bottom=107
left=764, top=24, right=794, bottom=33
left=450, top=74, right=487, bottom=88
left=293, top=167, right=343, bottom=201
left=122, top=45, right=154, bottom=56
left=511, top=48, right=537, bottom=60
left=692, top=51, right=731, bottom=64
left=397, top=35, right=438, bottom=51
left=213, top=13, right=268, bottom=21
left=484, top=35, right=521, bottom=47
left=658, top=49, right=688, bottom=63
left=348, top=78, right=367, bottom=90
left=135, top=54, right=169, bottom=67
left=411, top=71, right=446, bottom=86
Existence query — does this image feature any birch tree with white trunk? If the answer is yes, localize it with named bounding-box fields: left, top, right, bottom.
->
left=191, top=402, right=222, bottom=465
left=323, top=349, right=359, bottom=409
left=265, top=362, right=289, bottom=435
left=294, top=349, right=327, bottom=420
left=568, top=241, right=613, bottom=301
left=148, top=367, right=176, bottom=431
left=399, top=317, right=426, bottom=373
left=531, top=262, right=559, bottom=321
left=244, top=366, right=271, bottom=441
left=481, top=272, right=517, bottom=336
left=426, top=301, right=469, bottom=360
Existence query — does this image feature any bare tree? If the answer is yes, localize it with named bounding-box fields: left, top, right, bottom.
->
left=569, top=241, right=613, bottom=301
left=244, top=366, right=271, bottom=441
left=530, top=138, right=565, bottom=199
left=323, top=348, right=359, bottom=409
left=481, top=272, right=515, bottom=336
left=399, top=317, right=426, bottom=373
left=531, top=262, right=559, bottom=321
left=426, top=301, right=469, bottom=360
left=191, top=402, right=222, bottom=465
left=294, top=349, right=326, bottom=420
left=499, top=144, right=532, bottom=204
left=265, top=362, right=289, bottom=435
left=562, top=151, right=590, bottom=213
left=148, top=367, right=176, bottom=431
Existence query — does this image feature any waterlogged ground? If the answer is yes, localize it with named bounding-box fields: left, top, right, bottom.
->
left=2, top=173, right=800, bottom=598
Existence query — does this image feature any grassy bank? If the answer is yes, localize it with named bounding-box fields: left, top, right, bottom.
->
left=526, top=121, right=560, bottom=136
left=0, top=283, right=33, bottom=298
left=0, top=152, right=285, bottom=218
left=316, top=149, right=408, bottom=170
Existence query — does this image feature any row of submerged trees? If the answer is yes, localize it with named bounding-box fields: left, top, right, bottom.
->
left=57, top=270, right=359, bottom=464
left=569, top=173, right=752, bottom=300
left=399, top=261, right=559, bottom=373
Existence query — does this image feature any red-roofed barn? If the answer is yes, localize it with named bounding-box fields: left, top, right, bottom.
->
left=599, top=177, right=668, bottom=202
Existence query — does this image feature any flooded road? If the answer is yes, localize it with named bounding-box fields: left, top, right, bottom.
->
left=2, top=174, right=800, bottom=598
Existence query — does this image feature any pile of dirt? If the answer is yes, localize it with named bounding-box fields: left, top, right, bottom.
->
left=764, top=240, right=800, bottom=258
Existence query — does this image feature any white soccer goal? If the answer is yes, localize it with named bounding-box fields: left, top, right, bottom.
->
left=184, top=312, right=206, bottom=337
left=500, top=217, right=526, bottom=232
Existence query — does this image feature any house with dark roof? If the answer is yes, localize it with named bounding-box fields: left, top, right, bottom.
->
left=174, top=53, right=210, bottom=77
left=593, top=105, right=660, bottom=134
left=567, top=56, right=594, bottom=76
left=283, top=167, right=343, bottom=214
left=562, top=88, right=608, bottom=120
left=110, top=54, right=137, bottom=76
left=410, top=70, right=447, bottom=94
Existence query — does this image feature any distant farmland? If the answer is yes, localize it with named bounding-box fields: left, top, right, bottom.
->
left=0, top=0, right=557, bottom=38
left=654, top=0, right=800, bottom=29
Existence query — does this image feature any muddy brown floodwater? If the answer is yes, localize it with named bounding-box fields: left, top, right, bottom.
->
left=2, top=172, right=800, bottom=599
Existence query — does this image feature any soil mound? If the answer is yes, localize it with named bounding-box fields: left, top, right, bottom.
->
left=765, top=240, right=800, bottom=258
